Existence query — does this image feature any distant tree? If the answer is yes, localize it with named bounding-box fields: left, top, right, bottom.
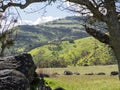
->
left=0, top=29, right=15, bottom=56
left=0, top=0, right=120, bottom=79
left=0, top=12, right=17, bottom=56
left=70, top=51, right=80, bottom=66
left=69, top=39, right=74, bottom=43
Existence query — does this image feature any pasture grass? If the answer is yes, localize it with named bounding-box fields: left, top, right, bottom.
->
left=37, top=65, right=120, bottom=90
left=46, top=75, right=120, bottom=90
left=36, top=65, right=118, bottom=75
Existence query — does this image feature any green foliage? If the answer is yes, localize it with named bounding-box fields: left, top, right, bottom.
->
left=29, top=37, right=116, bottom=67
left=0, top=29, right=15, bottom=56
left=8, top=16, right=107, bottom=56
left=9, top=16, right=91, bottom=55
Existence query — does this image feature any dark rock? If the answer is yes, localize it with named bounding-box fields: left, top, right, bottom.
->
left=85, top=72, right=94, bottom=75
left=110, top=71, right=118, bottom=76
left=0, top=53, right=36, bottom=83
left=96, top=72, right=105, bottom=75
left=64, top=70, right=73, bottom=75
left=0, top=69, right=29, bottom=90
left=83, top=64, right=89, bottom=66
left=74, top=72, right=80, bottom=75
left=54, top=87, right=65, bottom=90
left=39, top=86, right=52, bottom=90
left=0, top=53, right=37, bottom=90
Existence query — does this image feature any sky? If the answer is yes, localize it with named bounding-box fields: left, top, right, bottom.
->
left=14, top=1, right=75, bottom=25
left=1, top=0, right=120, bottom=26
left=0, top=1, right=75, bottom=31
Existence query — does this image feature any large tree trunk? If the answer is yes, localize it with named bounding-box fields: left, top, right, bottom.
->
left=112, top=41, right=120, bottom=79
left=110, top=34, right=120, bottom=79
left=107, top=21, right=120, bottom=79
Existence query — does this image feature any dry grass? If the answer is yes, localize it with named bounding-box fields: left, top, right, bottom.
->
left=36, top=65, right=120, bottom=90
left=36, top=65, right=118, bottom=75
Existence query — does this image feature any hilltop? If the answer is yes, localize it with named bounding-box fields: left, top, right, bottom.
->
left=6, top=16, right=111, bottom=67
left=9, top=16, right=91, bottom=54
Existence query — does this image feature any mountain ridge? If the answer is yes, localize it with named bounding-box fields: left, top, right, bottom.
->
left=9, top=16, right=90, bottom=55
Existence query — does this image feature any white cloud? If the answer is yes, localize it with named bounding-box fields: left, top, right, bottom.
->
left=17, top=16, right=59, bottom=25
left=18, top=20, right=34, bottom=25
left=0, top=16, right=58, bottom=31
left=33, top=16, right=59, bottom=25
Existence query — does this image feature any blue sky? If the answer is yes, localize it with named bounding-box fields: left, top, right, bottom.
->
left=15, top=1, right=75, bottom=25
left=0, top=1, right=75, bottom=30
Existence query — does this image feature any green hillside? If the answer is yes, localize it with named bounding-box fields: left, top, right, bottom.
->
left=10, top=16, right=90, bottom=55
left=29, top=37, right=116, bottom=68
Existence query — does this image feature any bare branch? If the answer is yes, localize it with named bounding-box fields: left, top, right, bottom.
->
left=1, top=0, right=48, bottom=12
left=67, top=0, right=107, bottom=22
left=92, top=0, right=98, bottom=7
left=104, top=0, right=117, bottom=15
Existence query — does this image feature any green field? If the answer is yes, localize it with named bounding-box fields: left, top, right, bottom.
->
left=37, top=65, right=120, bottom=90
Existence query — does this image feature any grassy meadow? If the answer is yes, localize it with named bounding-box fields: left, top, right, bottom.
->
left=36, top=65, right=120, bottom=90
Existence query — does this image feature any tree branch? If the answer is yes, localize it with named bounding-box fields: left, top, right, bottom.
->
left=1, top=0, right=48, bottom=12
left=67, top=0, right=107, bottom=22
left=104, top=0, right=118, bottom=22
left=84, top=26, right=110, bottom=45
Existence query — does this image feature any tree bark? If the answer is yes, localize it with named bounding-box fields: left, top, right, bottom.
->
left=112, top=41, right=120, bottom=79
left=108, top=26, right=120, bottom=79
left=106, top=16, right=120, bottom=79
left=85, top=26, right=110, bottom=45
